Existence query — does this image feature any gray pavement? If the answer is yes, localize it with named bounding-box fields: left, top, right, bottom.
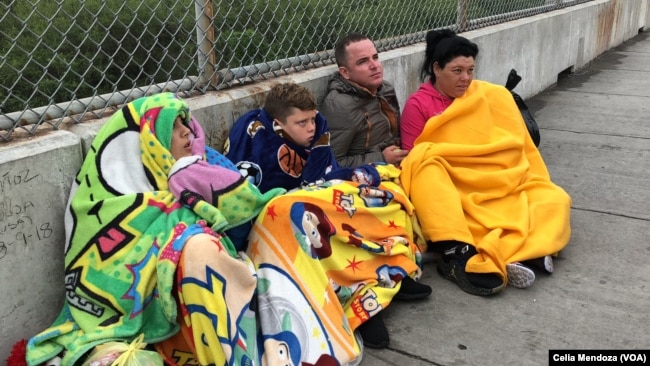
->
left=360, top=31, right=650, bottom=366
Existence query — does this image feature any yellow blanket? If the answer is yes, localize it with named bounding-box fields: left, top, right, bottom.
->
left=400, top=80, right=571, bottom=279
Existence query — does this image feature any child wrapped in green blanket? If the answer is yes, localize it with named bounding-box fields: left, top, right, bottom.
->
left=26, top=92, right=286, bottom=365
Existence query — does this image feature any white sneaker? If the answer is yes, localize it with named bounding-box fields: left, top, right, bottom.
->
left=506, top=262, right=536, bottom=288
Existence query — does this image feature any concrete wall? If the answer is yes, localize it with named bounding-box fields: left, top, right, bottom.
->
left=0, top=132, right=82, bottom=350
left=1, top=0, right=647, bottom=358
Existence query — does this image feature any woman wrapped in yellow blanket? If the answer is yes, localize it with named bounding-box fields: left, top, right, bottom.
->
left=400, top=29, right=571, bottom=296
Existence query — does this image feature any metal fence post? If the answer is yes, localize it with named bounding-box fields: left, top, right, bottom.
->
left=457, top=0, right=469, bottom=32
left=195, top=0, right=218, bottom=88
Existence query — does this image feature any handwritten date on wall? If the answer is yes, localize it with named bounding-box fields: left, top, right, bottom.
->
left=0, top=169, right=53, bottom=260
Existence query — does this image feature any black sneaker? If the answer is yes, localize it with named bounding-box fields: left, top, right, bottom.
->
left=437, top=244, right=504, bottom=296
left=395, top=276, right=432, bottom=301
left=523, top=255, right=554, bottom=274
left=358, top=312, right=389, bottom=349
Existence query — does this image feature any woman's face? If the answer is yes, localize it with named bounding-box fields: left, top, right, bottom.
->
left=170, top=117, right=192, bottom=160
left=433, top=56, right=475, bottom=98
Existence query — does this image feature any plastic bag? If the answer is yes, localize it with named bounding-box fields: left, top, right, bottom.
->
left=82, top=334, right=163, bottom=366
left=505, top=69, right=541, bottom=147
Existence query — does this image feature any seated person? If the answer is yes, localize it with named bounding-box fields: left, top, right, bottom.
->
left=225, top=82, right=432, bottom=349
left=319, top=32, right=408, bottom=167
left=27, top=92, right=363, bottom=366
left=224, top=82, right=379, bottom=194
left=400, top=29, right=571, bottom=296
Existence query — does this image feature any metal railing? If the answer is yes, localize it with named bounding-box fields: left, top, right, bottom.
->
left=0, top=0, right=590, bottom=142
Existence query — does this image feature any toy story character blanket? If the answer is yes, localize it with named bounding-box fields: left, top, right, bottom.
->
left=26, top=93, right=283, bottom=366
left=246, top=165, right=423, bottom=365
left=400, top=80, right=571, bottom=281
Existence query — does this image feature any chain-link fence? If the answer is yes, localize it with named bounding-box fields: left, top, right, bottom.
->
left=0, top=0, right=591, bottom=142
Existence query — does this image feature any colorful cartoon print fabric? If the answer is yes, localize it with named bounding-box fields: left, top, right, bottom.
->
left=245, top=171, right=423, bottom=365
left=25, top=92, right=423, bottom=366
left=25, top=93, right=281, bottom=365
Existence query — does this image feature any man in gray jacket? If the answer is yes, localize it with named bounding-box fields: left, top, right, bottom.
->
left=320, top=33, right=409, bottom=168
left=319, top=35, right=429, bottom=352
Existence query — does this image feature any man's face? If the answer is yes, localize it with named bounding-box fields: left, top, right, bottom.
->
left=339, top=39, right=383, bottom=94
left=276, top=108, right=317, bottom=147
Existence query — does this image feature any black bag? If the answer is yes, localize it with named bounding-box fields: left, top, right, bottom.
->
left=505, top=69, right=541, bottom=147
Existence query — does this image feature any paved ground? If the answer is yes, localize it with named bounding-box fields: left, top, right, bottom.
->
left=360, top=31, right=650, bottom=366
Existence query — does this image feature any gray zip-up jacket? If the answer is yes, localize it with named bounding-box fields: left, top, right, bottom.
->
left=319, top=73, right=401, bottom=168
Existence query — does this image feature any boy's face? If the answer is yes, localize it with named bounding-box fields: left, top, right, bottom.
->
left=339, top=39, right=384, bottom=94
left=170, top=117, right=192, bottom=160
left=276, top=108, right=317, bottom=147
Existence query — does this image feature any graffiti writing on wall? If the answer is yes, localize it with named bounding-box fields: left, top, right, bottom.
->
left=0, top=169, right=52, bottom=260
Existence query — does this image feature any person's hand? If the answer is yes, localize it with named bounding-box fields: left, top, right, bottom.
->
left=382, top=145, right=409, bottom=166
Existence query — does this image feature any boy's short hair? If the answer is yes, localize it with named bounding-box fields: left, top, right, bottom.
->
left=264, top=83, right=317, bottom=122
left=334, top=32, right=371, bottom=67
